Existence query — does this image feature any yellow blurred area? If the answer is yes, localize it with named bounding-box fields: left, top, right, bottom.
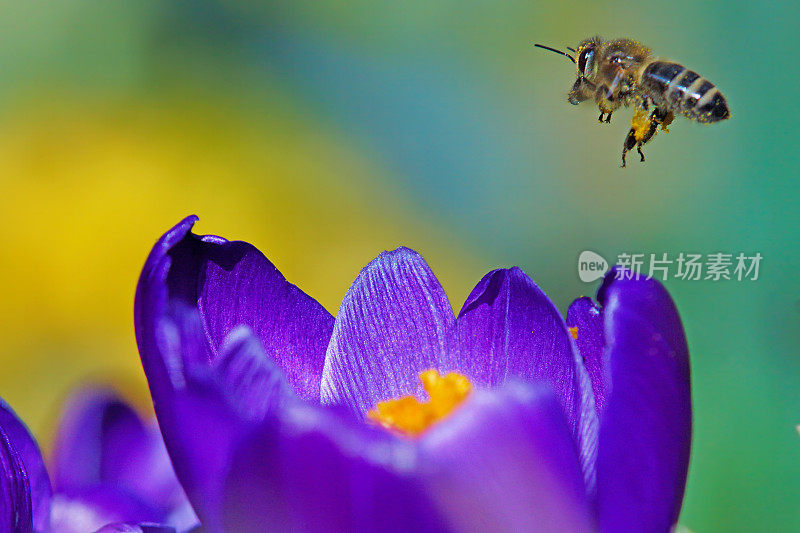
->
left=0, top=88, right=485, bottom=440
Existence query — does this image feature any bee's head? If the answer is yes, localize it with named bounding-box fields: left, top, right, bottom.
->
left=566, top=37, right=603, bottom=105
left=534, top=39, right=600, bottom=105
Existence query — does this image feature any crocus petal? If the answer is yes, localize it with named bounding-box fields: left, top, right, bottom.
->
left=0, top=398, right=50, bottom=531
left=567, top=296, right=607, bottom=415
left=595, top=269, right=692, bottom=532
left=135, top=217, right=320, bottom=531
left=419, top=382, right=594, bottom=533
left=321, top=247, right=455, bottom=418
left=222, top=401, right=446, bottom=532
left=448, top=268, right=597, bottom=489
left=50, top=388, right=190, bottom=519
left=135, top=215, right=334, bottom=403
left=49, top=486, right=163, bottom=533
left=0, top=425, right=32, bottom=533
left=141, top=303, right=296, bottom=532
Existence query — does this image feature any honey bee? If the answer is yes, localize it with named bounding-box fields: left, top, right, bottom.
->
left=535, top=37, right=730, bottom=167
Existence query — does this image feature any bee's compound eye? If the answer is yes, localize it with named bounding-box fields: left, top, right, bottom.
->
left=578, top=49, right=595, bottom=78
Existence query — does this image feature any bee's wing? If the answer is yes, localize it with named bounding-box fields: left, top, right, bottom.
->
left=606, top=67, right=625, bottom=98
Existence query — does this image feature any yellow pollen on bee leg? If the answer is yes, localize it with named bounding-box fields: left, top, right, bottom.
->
left=569, top=327, right=579, bottom=340
left=631, top=108, right=651, bottom=142
left=367, top=370, right=473, bottom=437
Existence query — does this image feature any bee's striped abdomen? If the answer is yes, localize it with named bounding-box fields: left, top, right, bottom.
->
left=641, top=61, right=729, bottom=123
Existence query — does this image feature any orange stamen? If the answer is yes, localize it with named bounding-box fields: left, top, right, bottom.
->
left=367, top=370, right=472, bottom=437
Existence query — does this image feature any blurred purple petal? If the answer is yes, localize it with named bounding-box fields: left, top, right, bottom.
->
left=566, top=296, right=607, bottom=415
left=135, top=215, right=334, bottom=403
left=0, top=398, right=50, bottom=531
left=222, top=401, right=446, bottom=532
left=449, top=268, right=597, bottom=489
left=595, top=269, right=692, bottom=532
left=94, top=524, right=175, bottom=533
left=210, top=325, right=295, bottom=422
left=320, top=247, right=455, bottom=418
left=140, top=303, right=295, bottom=531
left=50, top=486, right=163, bottom=533
left=164, top=499, right=201, bottom=533
left=419, top=382, right=594, bottom=533
left=50, top=388, right=141, bottom=492
left=50, top=388, right=191, bottom=520
left=0, top=424, right=32, bottom=533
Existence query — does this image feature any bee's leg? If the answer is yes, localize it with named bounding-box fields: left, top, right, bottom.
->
left=621, top=128, right=637, bottom=168
left=636, top=115, right=659, bottom=162
left=640, top=116, right=660, bottom=145
left=598, top=108, right=613, bottom=124
left=637, top=109, right=670, bottom=162
left=596, top=85, right=615, bottom=124
left=622, top=105, right=665, bottom=166
left=598, top=109, right=614, bottom=123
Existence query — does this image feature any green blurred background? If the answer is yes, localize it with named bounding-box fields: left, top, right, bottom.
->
left=0, top=0, right=797, bottom=530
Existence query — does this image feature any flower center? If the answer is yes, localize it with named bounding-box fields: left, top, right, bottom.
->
left=367, top=369, right=472, bottom=437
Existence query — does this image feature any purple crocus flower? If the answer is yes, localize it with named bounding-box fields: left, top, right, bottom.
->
left=135, top=216, right=691, bottom=533
left=0, top=386, right=194, bottom=532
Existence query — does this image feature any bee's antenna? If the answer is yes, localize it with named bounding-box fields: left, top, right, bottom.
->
left=534, top=43, right=575, bottom=63
left=566, top=46, right=576, bottom=53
